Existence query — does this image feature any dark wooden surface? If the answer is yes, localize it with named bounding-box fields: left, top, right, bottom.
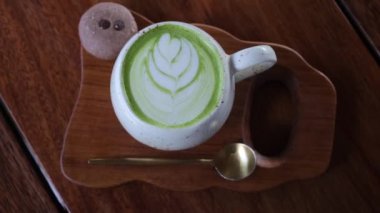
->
left=343, top=0, right=380, bottom=56
left=0, top=106, right=58, bottom=212
left=0, top=0, right=380, bottom=212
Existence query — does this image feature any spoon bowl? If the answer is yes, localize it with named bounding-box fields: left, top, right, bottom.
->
left=214, top=143, right=257, bottom=180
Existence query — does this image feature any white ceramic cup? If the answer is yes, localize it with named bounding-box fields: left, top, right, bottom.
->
left=111, top=21, right=277, bottom=151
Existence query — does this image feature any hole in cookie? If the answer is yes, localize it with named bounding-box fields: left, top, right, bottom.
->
left=113, top=20, right=125, bottom=31
left=98, top=19, right=111, bottom=29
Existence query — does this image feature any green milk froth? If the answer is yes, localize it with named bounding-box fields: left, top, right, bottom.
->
left=122, top=24, right=224, bottom=128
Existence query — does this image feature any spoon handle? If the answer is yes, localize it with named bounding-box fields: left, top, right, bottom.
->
left=88, top=157, right=213, bottom=166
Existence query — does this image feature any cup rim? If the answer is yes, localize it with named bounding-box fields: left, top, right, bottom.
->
left=112, top=21, right=231, bottom=130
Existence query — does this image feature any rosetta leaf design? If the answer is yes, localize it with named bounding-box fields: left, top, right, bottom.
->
left=146, top=33, right=200, bottom=96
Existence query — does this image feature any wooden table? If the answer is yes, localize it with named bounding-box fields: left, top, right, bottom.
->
left=0, top=0, right=379, bottom=212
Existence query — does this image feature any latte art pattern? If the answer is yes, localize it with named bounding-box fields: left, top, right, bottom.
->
left=123, top=24, right=223, bottom=127
left=147, top=33, right=199, bottom=95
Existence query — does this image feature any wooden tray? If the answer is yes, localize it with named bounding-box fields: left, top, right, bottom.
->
left=61, top=12, right=336, bottom=191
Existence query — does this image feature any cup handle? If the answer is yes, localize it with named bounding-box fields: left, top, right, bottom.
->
left=230, top=45, right=277, bottom=83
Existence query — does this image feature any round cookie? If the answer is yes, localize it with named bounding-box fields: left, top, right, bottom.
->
left=79, top=2, right=137, bottom=60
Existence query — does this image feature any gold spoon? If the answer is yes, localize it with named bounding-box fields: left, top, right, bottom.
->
left=88, top=143, right=257, bottom=181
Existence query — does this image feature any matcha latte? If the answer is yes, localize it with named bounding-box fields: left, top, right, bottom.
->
left=122, top=24, right=224, bottom=128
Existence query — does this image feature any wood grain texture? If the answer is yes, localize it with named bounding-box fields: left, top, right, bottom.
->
left=343, top=0, right=380, bottom=56
left=0, top=107, right=58, bottom=212
left=61, top=15, right=336, bottom=190
left=0, top=0, right=380, bottom=212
